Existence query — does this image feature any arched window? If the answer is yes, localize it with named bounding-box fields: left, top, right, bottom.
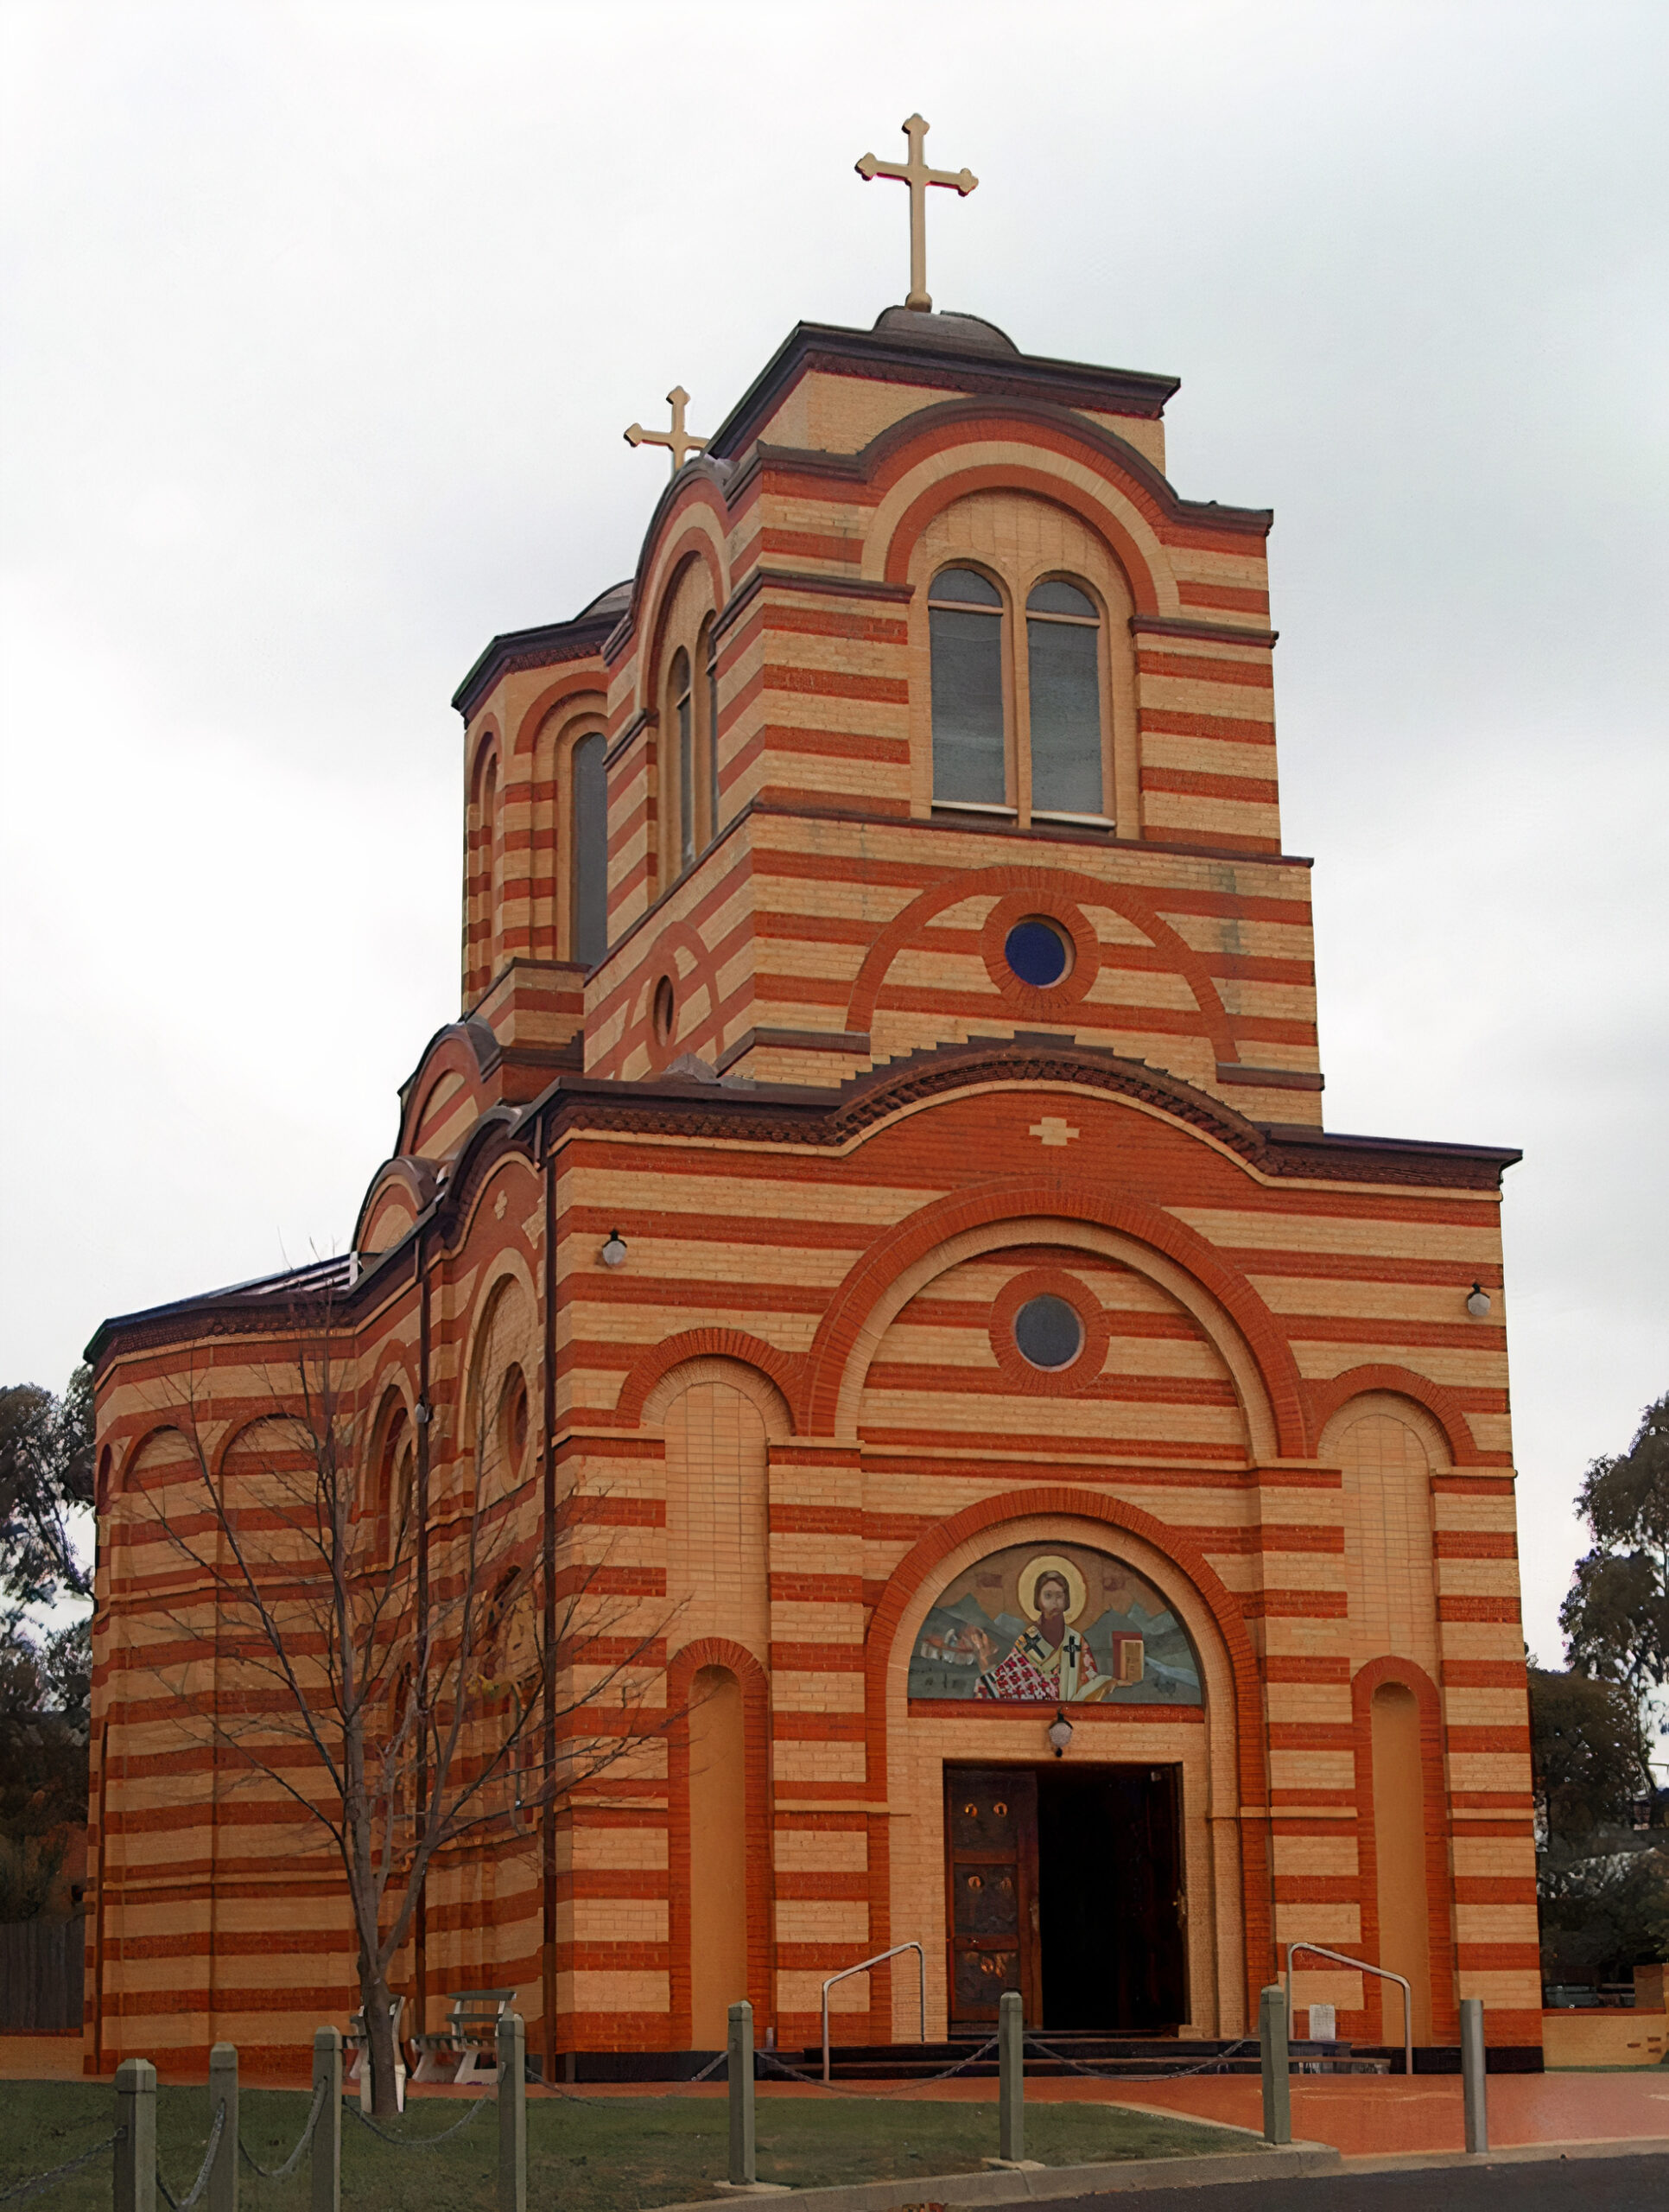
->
left=670, top=647, right=695, bottom=875
left=704, top=626, right=720, bottom=848
left=1025, top=580, right=1103, bottom=817
left=929, top=568, right=1006, bottom=806
left=570, top=731, right=606, bottom=968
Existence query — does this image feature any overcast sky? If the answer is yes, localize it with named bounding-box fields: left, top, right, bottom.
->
left=2, top=0, right=1665, bottom=1699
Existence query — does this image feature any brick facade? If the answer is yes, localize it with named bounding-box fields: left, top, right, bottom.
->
left=86, top=305, right=1539, bottom=2078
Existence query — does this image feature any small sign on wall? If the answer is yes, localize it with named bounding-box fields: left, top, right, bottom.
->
left=1306, top=2004, right=1336, bottom=2043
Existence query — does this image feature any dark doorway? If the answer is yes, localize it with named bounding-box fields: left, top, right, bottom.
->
left=1036, top=1763, right=1187, bottom=2030
left=945, top=1762, right=1187, bottom=2032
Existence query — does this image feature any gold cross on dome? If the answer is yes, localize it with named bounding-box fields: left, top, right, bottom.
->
left=855, top=113, right=978, bottom=312
left=624, top=386, right=708, bottom=474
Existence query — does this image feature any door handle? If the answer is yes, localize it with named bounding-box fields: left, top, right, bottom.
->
left=1029, top=1897, right=1040, bottom=1934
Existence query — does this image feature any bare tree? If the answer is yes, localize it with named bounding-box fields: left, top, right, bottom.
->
left=120, top=1295, right=665, bottom=2112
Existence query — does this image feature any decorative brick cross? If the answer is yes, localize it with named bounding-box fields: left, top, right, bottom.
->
left=1029, top=1116, right=1081, bottom=1148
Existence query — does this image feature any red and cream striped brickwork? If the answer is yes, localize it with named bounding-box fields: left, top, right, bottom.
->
left=87, top=308, right=1538, bottom=2080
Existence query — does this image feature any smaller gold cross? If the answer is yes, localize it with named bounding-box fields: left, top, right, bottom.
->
left=855, top=113, right=978, bottom=312
left=625, top=386, right=708, bottom=475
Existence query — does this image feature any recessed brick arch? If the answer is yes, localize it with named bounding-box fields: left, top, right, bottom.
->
left=797, top=1177, right=1309, bottom=1457
left=844, top=861, right=1235, bottom=1058
left=1310, top=1363, right=1494, bottom=1469
left=512, top=667, right=608, bottom=760
left=1349, top=1656, right=1459, bottom=2045
left=615, top=1330, right=803, bottom=1431
left=864, top=1484, right=1273, bottom=2014
left=638, top=524, right=727, bottom=720
left=665, top=1637, right=774, bottom=2050
left=879, top=458, right=1166, bottom=614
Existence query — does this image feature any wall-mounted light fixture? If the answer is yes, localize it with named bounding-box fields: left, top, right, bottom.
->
left=1465, top=1282, right=1492, bottom=1319
left=1047, top=1707, right=1074, bottom=1758
left=600, top=1229, right=629, bottom=1269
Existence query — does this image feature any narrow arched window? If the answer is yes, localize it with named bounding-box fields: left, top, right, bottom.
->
left=929, top=568, right=1006, bottom=806
left=706, top=632, right=720, bottom=848
left=670, top=647, right=695, bottom=874
left=571, top=730, right=607, bottom=968
left=1026, top=579, right=1103, bottom=817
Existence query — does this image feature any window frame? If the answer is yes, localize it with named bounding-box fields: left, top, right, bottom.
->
left=1019, top=571, right=1112, bottom=829
left=670, top=645, right=695, bottom=878
left=925, top=562, right=1017, bottom=818
left=567, top=724, right=609, bottom=969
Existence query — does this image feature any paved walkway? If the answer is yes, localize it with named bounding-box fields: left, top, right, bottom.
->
left=543, top=2069, right=1669, bottom=2159
left=1088, top=2072, right=1669, bottom=2156
left=1047, top=2150, right=1669, bottom=2212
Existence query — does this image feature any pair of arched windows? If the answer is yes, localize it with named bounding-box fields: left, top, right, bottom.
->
left=566, top=616, right=722, bottom=975
left=929, top=569, right=1107, bottom=822
left=666, top=632, right=721, bottom=883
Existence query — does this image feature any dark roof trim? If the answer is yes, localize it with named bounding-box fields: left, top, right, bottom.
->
left=703, top=320, right=1182, bottom=462
left=526, top=1039, right=1520, bottom=1192
left=87, top=1040, right=1518, bottom=1373
left=451, top=592, right=626, bottom=721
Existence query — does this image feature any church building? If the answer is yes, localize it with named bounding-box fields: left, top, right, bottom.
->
left=86, top=128, right=1541, bottom=2080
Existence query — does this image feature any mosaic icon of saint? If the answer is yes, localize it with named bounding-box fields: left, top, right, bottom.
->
left=974, top=1554, right=1114, bottom=1702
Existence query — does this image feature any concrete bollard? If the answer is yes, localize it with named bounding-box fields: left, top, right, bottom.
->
left=727, top=2000, right=756, bottom=2187
left=498, top=2012, right=527, bottom=2212
left=998, top=1990, right=1024, bottom=2164
left=115, top=2057, right=157, bottom=2212
left=1259, top=1985, right=1291, bottom=2146
left=1460, top=1998, right=1488, bottom=2154
left=310, top=2028, right=341, bottom=2212
left=208, top=2043, right=238, bottom=2212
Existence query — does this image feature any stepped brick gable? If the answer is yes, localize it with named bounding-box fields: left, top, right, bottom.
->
left=87, top=302, right=1539, bottom=2082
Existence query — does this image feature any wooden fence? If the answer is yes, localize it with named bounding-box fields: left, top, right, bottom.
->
left=0, top=1917, right=84, bottom=2032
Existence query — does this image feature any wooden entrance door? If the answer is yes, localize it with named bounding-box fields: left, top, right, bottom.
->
left=944, top=1767, right=1040, bottom=2026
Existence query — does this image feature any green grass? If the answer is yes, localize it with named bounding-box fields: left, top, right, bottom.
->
left=0, top=2077, right=1247, bottom=2212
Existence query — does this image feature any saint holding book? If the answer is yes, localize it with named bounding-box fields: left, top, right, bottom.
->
left=974, top=1554, right=1114, bottom=1702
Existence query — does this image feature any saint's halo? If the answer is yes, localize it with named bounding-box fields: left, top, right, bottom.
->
left=1018, top=1553, right=1088, bottom=1624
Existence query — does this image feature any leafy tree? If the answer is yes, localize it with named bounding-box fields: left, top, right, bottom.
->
left=0, top=1617, right=91, bottom=1845
left=1560, top=1390, right=1669, bottom=1705
left=0, top=1364, right=94, bottom=1605
left=1538, top=1844, right=1669, bottom=1987
left=1528, top=1665, right=1649, bottom=1846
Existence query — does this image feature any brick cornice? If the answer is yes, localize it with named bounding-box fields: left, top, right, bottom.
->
left=704, top=319, right=1183, bottom=467
left=535, top=1040, right=1518, bottom=1191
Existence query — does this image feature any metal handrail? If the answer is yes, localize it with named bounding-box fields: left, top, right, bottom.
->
left=821, top=1942, right=926, bottom=2082
left=1285, top=1941, right=1412, bottom=2078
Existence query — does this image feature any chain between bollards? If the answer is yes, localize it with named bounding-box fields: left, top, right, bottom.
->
left=1259, top=1984, right=1291, bottom=2145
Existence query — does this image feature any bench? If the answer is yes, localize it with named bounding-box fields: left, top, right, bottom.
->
left=410, top=1988, right=517, bottom=2085
left=345, top=1995, right=407, bottom=2111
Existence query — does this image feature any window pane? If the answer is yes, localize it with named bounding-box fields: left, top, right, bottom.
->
left=678, top=689, right=695, bottom=870
left=930, top=566, right=1002, bottom=607
left=1027, top=578, right=1097, bottom=619
left=1027, top=617, right=1101, bottom=813
left=930, top=606, right=1006, bottom=803
left=572, top=732, right=606, bottom=969
left=707, top=654, right=720, bottom=844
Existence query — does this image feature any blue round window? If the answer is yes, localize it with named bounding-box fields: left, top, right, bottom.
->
left=1004, top=917, right=1071, bottom=988
left=1013, top=1294, right=1084, bottom=1371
